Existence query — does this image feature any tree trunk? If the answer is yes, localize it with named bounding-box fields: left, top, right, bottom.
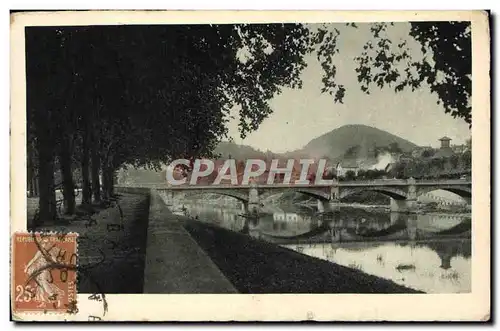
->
left=81, top=131, right=92, bottom=206
left=101, top=165, right=108, bottom=201
left=59, top=138, right=75, bottom=215
left=27, top=142, right=37, bottom=197
left=110, top=170, right=115, bottom=196
left=27, top=151, right=34, bottom=197
left=33, top=173, right=39, bottom=197
left=101, top=163, right=111, bottom=200
left=37, top=143, right=57, bottom=224
left=91, top=146, right=101, bottom=203
left=27, top=173, right=34, bottom=198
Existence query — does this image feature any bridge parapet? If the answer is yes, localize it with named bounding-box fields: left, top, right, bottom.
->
left=119, top=177, right=472, bottom=212
left=120, top=178, right=471, bottom=191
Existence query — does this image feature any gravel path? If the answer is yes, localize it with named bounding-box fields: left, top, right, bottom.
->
left=30, top=193, right=151, bottom=294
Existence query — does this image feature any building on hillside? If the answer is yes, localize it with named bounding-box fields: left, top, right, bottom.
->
left=433, top=136, right=455, bottom=158
left=336, top=159, right=359, bottom=177
left=452, top=144, right=467, bottom=154
left=451, top=138, right=471, bottom=155
left=439, top=136, right=452, bottom=148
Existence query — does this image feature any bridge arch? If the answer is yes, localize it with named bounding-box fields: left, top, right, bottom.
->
left=339, top=187, right=408, bottom=200
left=295, top=188, right=331, bottom=201
left=258, top=190, right=285, bottom=202
left=181, top=190, right=249, bottom=202
left=258, top=188, right=331, bottom=201
left=417, top=186, right=472, bottom=199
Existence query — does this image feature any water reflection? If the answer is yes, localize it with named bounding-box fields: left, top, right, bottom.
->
left=180, top=201, right=471, bottom=293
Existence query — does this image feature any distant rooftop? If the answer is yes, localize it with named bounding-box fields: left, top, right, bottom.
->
left=439, top=136, right=452, bottom=141
left=337, top=159, right=359, bottom=168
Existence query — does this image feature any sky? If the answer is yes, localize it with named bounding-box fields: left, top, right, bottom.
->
left=226, top=22, right=471, bottom=153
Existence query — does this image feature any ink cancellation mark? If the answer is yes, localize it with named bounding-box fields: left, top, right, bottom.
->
left=12, top=232, right=78, bottom=314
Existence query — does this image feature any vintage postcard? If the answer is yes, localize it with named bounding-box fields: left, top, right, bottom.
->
left=10, top=10, right=490, bottom=321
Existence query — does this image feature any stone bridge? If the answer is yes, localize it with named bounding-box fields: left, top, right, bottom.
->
left=151, top=178, right=471, bottom=214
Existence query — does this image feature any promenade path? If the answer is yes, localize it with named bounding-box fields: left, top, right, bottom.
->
left=141, top=190, right=237, bottom=293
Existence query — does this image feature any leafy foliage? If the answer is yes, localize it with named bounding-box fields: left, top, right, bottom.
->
left=28, top=23, right=311, bottom=163
left=313, top=22, right=472, bottom=125
left=26, top=24, right=311, bottom=220
left=345, top=170, right=357, bottom=181
left=357, top=169, right=387, bottom=180
left=387, top=153, right=471, bottom=179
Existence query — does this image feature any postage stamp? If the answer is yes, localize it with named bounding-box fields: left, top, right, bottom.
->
left=12, top=233, right=78, bottom=314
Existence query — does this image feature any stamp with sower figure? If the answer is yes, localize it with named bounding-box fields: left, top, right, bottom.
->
left=12, top=233, right=78, bottom=314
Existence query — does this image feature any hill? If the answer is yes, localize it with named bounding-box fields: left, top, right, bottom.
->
left=214, top=141, right=278, bottom=160
left=294, top=124, right=418, bottom=160
left=214, top=125, right=418, bottom=162
left=117, top=125, right=418, bottom=184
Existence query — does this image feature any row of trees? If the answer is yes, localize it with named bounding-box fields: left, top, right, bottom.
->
left=338, top=151, right=472, bottom=181
left=335, top=170, right=385, bottom=181
left=27, top=21, right=472, bottom=224
left=27, top=24, right=311, bottom=223
left=387, top=152, right=472, bottom=179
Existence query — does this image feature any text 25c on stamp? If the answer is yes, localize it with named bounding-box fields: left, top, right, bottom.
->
left=12, top=233, right=78, bottom=314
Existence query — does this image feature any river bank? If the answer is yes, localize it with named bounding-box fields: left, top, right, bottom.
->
left=184, top=220, right=422, bottom=293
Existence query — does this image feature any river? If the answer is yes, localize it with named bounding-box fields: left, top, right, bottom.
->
left=173, top=199, right=471, bottom=294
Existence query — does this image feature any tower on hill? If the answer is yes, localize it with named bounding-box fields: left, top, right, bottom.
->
left=439, top=136, right=452, bottom=149
left=434, top=136, right=454, bottom=158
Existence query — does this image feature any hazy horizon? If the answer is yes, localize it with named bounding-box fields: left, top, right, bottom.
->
left=225, top=22, right=471, bottom=153
left=222, top=122, right=470, bottom=154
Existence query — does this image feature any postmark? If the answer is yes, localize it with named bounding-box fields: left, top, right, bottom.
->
left=12, top=232, right=78, bottom=314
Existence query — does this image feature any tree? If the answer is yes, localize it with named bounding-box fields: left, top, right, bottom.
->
left=345, top=170, right=357, bottom=181
left=449, top=154, right=460, bottom=169
left=343, top=145, right=360, bottom=158
left=390, top=162, right=407, bottom=179
left=27, top=124, right=39, bottom=197
left=26, top=24, right=311, bottom=223
left=421, top=149, right=435, bottom=158
left=461, top=151, right=472, bottom=170
left=26, top=28, right=61, bottom=222
left=312, top=22, right=472, bottom=125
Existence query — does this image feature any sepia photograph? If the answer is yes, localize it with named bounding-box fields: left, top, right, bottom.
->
left=10, top=10, right=490, bottom=321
